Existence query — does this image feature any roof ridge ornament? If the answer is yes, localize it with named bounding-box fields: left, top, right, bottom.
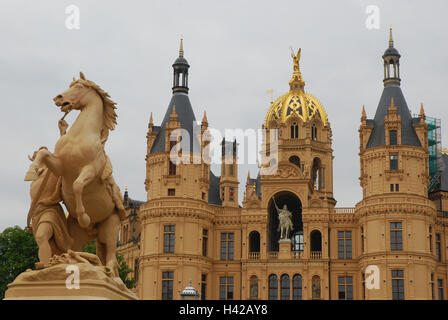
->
left=179, top=36, right=184, bottom=57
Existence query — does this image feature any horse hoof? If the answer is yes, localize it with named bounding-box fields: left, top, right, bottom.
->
left=24, top=170, right=38, bottom=181
left=78, top=214, right=91, bottom=228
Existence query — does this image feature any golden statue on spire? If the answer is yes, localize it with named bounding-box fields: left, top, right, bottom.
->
left=291, top=48, right=301, bottom=73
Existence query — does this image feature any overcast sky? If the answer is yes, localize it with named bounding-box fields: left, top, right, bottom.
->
left=1, top=0, right=447, bottom=232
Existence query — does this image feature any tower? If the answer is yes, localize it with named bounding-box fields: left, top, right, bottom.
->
left=139, top=39, right=213, bottom=299
left=357, top=28, right=437, bottom=300
left=241, top=47, right=336, bottom=299
left=220, top=138, right=239, bottom=207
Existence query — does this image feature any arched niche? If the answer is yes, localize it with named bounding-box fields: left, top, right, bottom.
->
left=267, top=191, right=302, bottom=252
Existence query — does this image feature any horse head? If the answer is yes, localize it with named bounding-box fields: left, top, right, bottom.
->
left=53, top=72, right=118, bottom=132
left=53, top=72, right=98, bottom=113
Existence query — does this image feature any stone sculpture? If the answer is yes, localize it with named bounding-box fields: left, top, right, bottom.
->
left=273, top=197, right=294, bottom=240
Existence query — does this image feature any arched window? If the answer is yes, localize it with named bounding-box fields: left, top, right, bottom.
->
left=281, top=274, right=290, bottom=300
left=268, top=274, right=278, bottom=300
left=310, top=230, right=322, bottom=253
left=311, top=124, right=317, bottom=141
left=292, top=274, right=302, bottom=300
left=250, top=276, right=258, bottom=299
left=312, top=275, right=321, bottom=299
left=249, top=231, right=260, bottom=253
left=289, top=155, right=300, bottom=168
left=312, top=158, right=323, bottom=190
left=290, top=122, right=299, bottom=139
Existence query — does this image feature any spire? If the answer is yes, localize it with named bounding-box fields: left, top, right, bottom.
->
left=289, top=48, right=305, bottom=92
left=361, top=105, right=367, bottom=124
left=382, top=28, right=401, bottom=87
left=202, top=110, right=208, bottom=124
left=149, top=112, right=153, bottom=126
left=389, top=26, right=394, bottom=47
left=179, top=36, right=184, bottom=57
left=420, top=103, right=426, bottom=123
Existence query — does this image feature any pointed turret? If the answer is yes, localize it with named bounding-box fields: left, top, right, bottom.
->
left=150, top=39, right=200, bottom=154
left=366, top=29, right=420, bottom=149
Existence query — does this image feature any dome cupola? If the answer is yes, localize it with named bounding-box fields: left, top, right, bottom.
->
left=265, top=48, right=328, bottom=127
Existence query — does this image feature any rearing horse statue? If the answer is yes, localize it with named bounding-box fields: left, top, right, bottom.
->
left=24, top=72, right=126, bottom=274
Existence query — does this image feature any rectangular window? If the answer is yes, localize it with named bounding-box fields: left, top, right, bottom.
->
left=431, top=274, right=435, bottom=300
left=390, top=155, right=398, bottom=170
left=162, top=271, right=174, bottom=300
left=436, top=233, right=441, bottom=262
left=169, top=161, right=176, bottom=175
left=429, top=227, right=433, bottom=253
left=338, top=276, right=353, bottom=300
left=390, top=184, right=394, bottom=192
left=220, top=232, right=234, bottom=260
left=229, top=187, right=235, bottom=202
left=201, top=274, right=207, bottom=300
left=390, top=222, right=403, bottom=251
left=338, top=231, right=352, bottom=259
left=392, top=270, right=404, bottom=300
left=389, top=130, right=397, bottom=145
left=221, top=187, right=225, bottom=201
left=202, top=192, right=206, bottom=200
left=395, top=184, right=399, bottom=192
left=163, top=225, right=175, bottom=253
left=168, top=188, right=175, bottom=196
left=438, top=279, right=444, bottom=300
left=219, top=276, right=234, bottom=300
left=202, top=229, right=208, bottom=257
left=229, top=165, right=234, bottom=176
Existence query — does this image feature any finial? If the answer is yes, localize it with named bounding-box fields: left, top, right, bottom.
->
left=420, top=103, right=425, bottom=116
left=361, top=105, right=366, bottom=119
left=389, top=26, right=394, bottom=47
left=179, top=36, right=184, bottom=57
left=149, top=112, right=153, bottom=125
left=202, top=110, right=208, bottom=123
left=171, top=104, right=177, bottom=116
left=390, top=97, right=395, bottom=108
left=289, top=47, right=305, bottom=91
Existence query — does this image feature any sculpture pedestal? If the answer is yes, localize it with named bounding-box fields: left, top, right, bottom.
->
left=4, top=251, right=138, bottom=300
left=5, top=279, right=138, bottom=300
left=278, top=239, right=291, bottom=259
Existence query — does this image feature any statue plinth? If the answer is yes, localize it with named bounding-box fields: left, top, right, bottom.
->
left=278, top=239, right=291, bottom=259
left=4, top=251, right=138, bottom=300
left=5, top=278, right=137, bottom=300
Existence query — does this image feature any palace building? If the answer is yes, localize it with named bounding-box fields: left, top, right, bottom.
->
left=117, top=31, right=448, bottom=300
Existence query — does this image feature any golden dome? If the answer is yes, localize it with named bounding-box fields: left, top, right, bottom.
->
left=264, top=48, right=328, bottom=127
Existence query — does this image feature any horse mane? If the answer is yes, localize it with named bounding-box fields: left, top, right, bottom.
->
left=70, top=76, right=118, bottom=132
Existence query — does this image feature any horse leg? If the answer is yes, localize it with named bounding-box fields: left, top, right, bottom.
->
left=97, top=212, right=120, bottom=277
left=25, top=149, right=63, bottom=181
left=67, top=215, right=94, bottom=251
left=35, top=222, right=54, bottom=265
left=73, top=165, right=96, bottom=228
